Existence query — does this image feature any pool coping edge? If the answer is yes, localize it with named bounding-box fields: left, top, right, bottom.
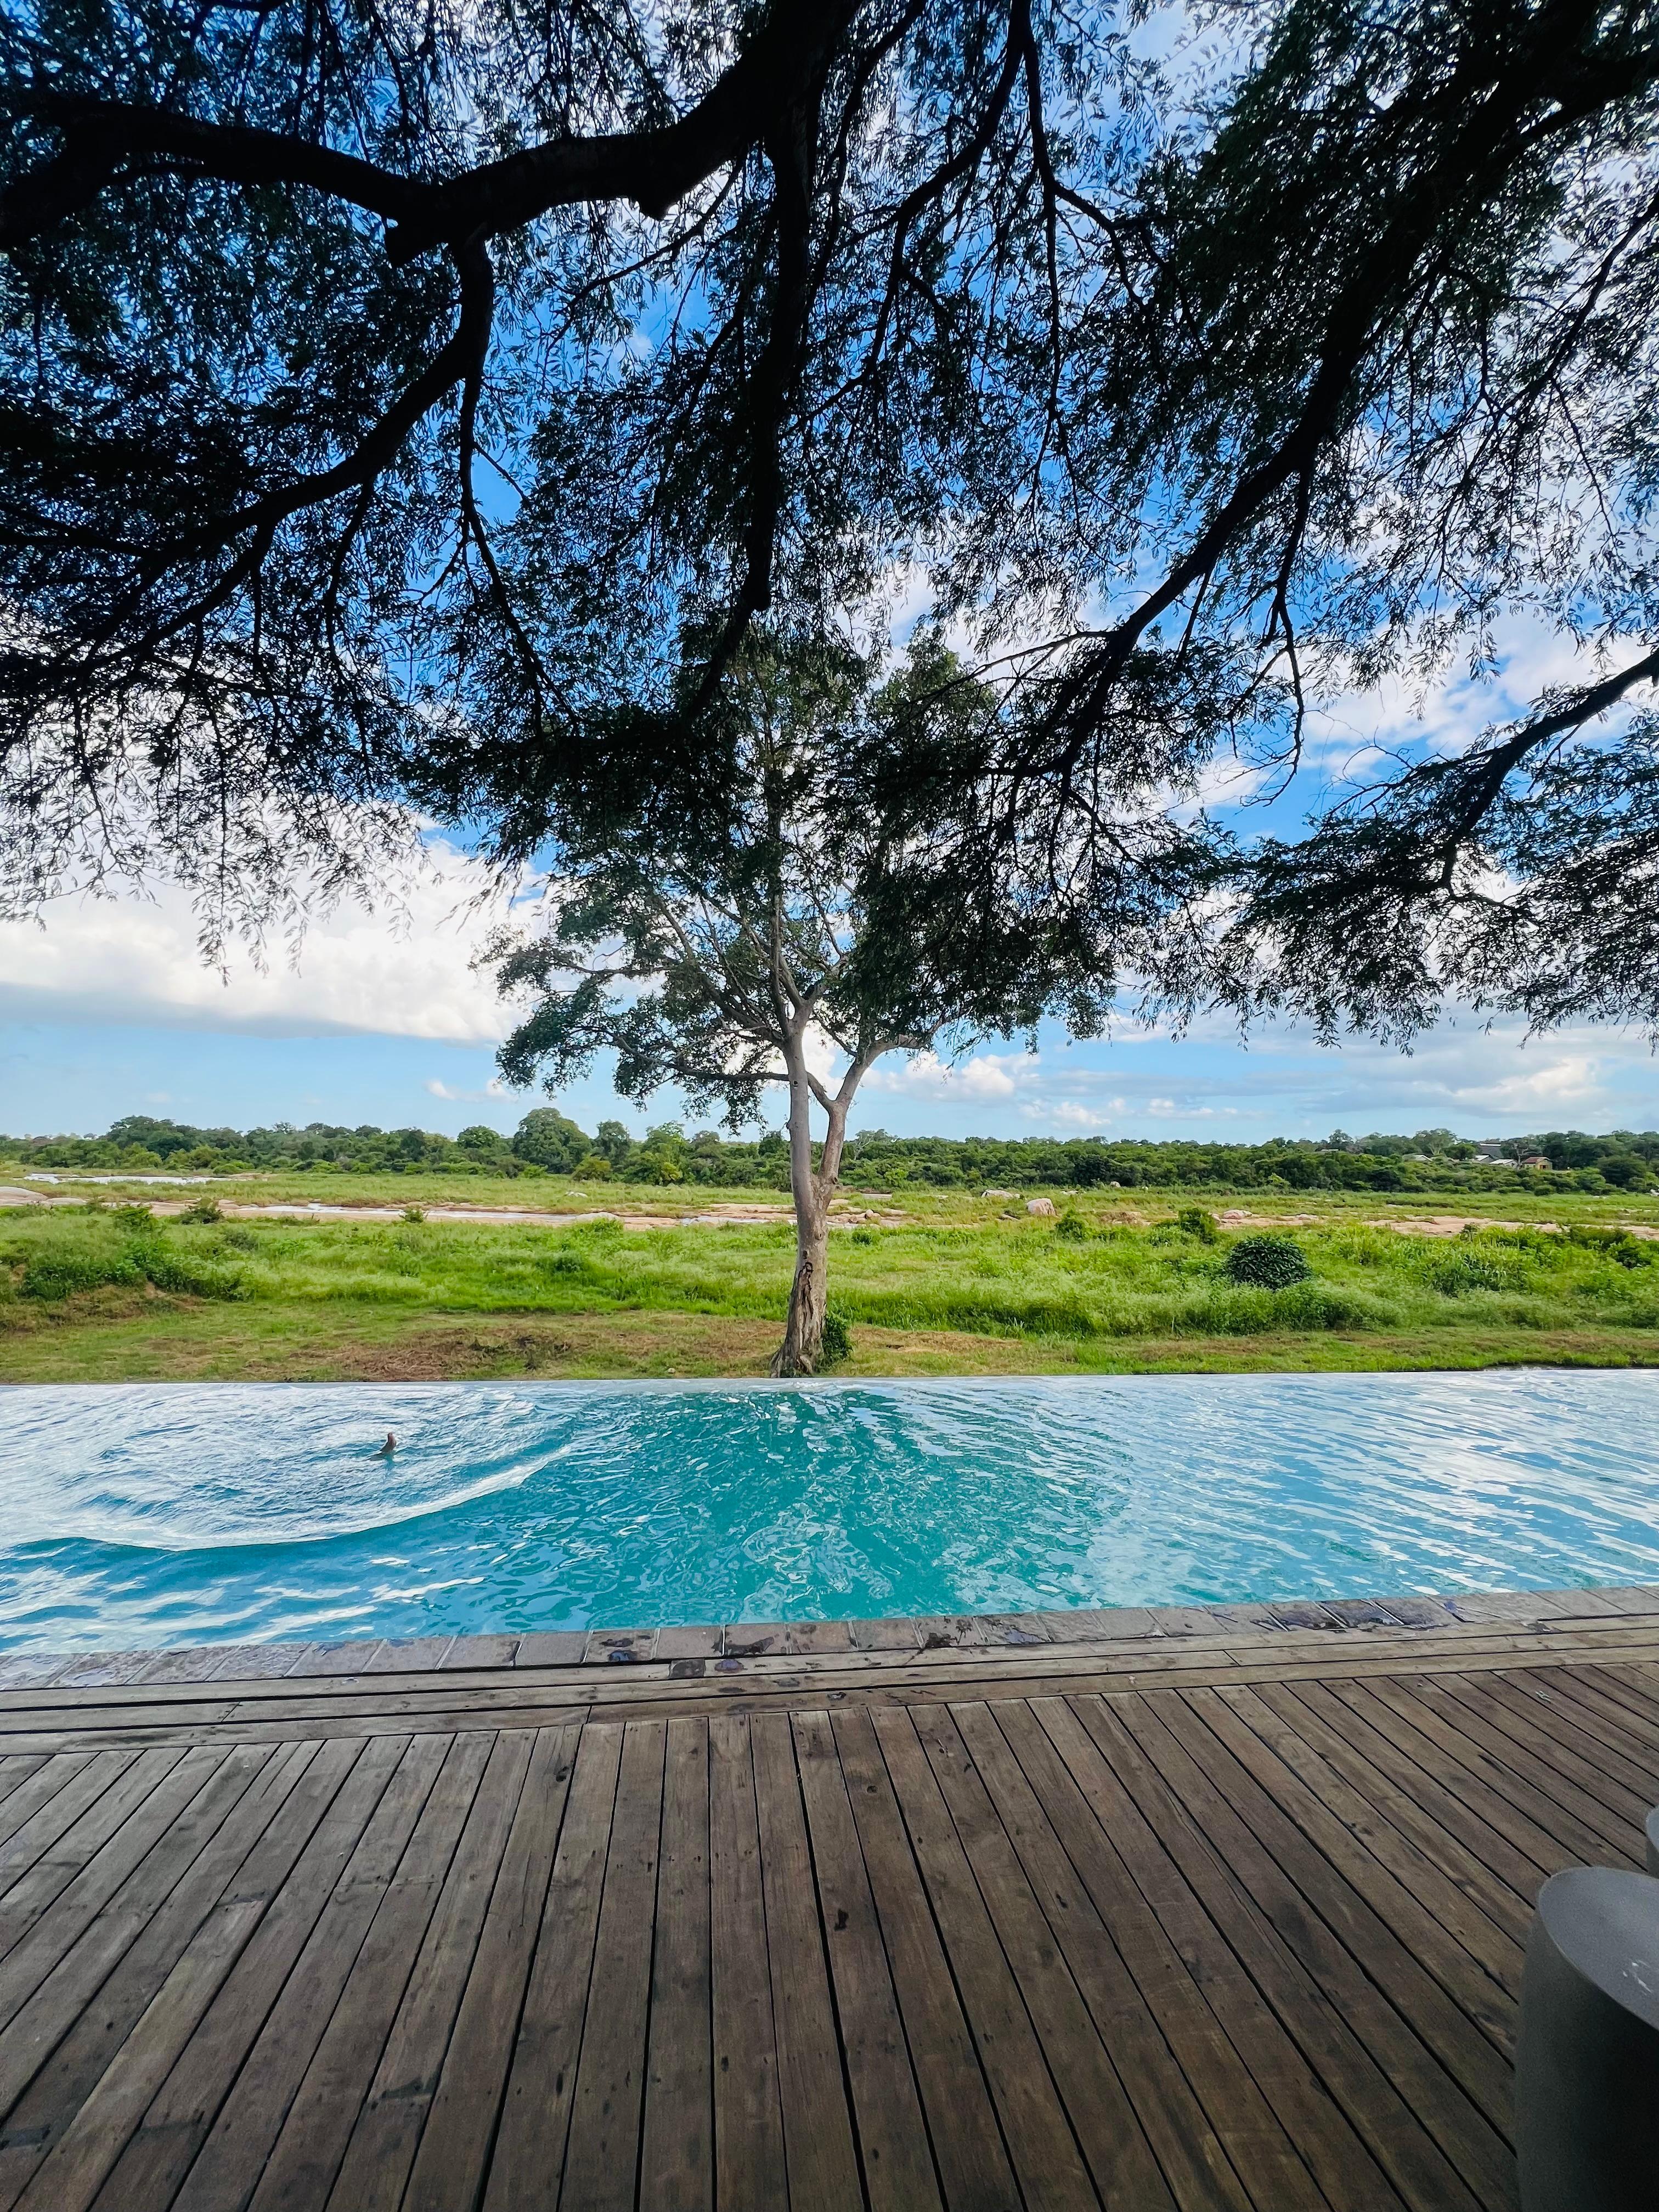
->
left=5, top=1580, right=1657, bottom=1691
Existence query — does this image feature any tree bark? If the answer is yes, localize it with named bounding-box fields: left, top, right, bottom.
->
left=770, top=1028, right=854, bottom=1376
left=772, top=1192, right=831, bottom=1376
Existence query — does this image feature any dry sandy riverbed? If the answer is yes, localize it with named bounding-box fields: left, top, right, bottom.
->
left=0, top=1189, right=906, bottom=1231
left=3, top=1187, right=1656, bottom=1238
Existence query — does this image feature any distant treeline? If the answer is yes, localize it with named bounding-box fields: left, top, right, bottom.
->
left=4, top=1113, right=1659, bottom=1193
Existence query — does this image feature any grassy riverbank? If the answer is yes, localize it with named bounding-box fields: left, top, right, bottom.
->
left=3, top=1174, right=1658, bottom=1379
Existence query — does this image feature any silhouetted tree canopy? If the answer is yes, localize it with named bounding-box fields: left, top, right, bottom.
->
left=3, top=0, right=1658, bottom=1023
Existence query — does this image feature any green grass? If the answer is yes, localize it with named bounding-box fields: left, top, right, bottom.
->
left=4, top=1182, right=1659, bottom=1378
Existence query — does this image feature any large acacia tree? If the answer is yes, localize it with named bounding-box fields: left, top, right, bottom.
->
left=3, top=0, right=1659, bottom=1030
left=488, top=638, right=1190, bottom=1372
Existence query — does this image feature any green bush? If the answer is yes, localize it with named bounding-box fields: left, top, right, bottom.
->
left=20, top=1251, right=140, bottom=1300
left=1054, top=1209, right=1089, bottom=1242
left=16, top=1228, right=248, bottom=1302
left=538, top=1247, right=589, bottom=1279
left=135, top=1246, right=249, bottom=1300
left=818, top=1307, right=853, bottom=1365
left=1417, top=1246, right=1510, bottom=1295
left=1176, top=1206, right=1219, bottom=1243
left=1569, top=1225, right=1654, bottom=1267
left=1222, top=1233, right=1312, bottom=1290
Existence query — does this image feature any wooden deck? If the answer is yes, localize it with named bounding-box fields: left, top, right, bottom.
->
left=0, top=1587, right=1655, bottom=2210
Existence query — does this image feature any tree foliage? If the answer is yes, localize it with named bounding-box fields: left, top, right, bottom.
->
left=3, top=0, right=1658, bottom=1024
left=486, top=633, right=1171, bottom=1365
left=484, top=635, right=1167, bottom=1107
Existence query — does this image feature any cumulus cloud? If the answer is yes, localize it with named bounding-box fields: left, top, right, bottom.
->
left=0, top=842, right=519, bottom=1042
left=425, top=1076, right=511, bottom=1103
left=1446, top=1055, right=1603, bottom=1110
left=1035, top=1098, right=1120, bottom=1130
left=864, top=1048, right=1040, bottom=1102
left=1288, top=611, right=1629, bottom=801
left=845, top=1009, right=1655, bottom=1141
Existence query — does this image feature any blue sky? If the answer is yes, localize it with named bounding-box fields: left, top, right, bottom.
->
left=1, top=843, right=1652, bottom=1143
left=3, top=613, right=1654, bottom=1148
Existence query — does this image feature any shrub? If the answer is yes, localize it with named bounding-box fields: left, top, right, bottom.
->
left=401, top=1205, right=426, bottom=1223
left=1054, top=1209, right=1088, bottom=1241
left=17, top=1228, right=248, bottom=1302
left=177, top=1196, right=222, bottom=1224
left=1418, top=1246, right=1509, bottom=1295
left=569, top=1215, right=625, bottom=1244
left=818, top=1307, right=853, bottom=1365
left=135, top=1245, right=249, bottom=1299
left=1223, top=1233, right=1312, bottom=1289
left=1570, top=1226, right=1654, bottom=1267
left=20, top=1251, right=140, bottom=1300
left=1176, top=1206, right=1218, bottom=1243
left=538, top=1246, right=589, bottom=1279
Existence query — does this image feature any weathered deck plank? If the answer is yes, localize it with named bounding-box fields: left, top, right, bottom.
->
left=0, top=1599, right=1649, bottom=2209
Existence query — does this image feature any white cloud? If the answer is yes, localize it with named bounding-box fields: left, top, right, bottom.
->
left=0, top=841, right=520, bottom=1042
left=1290, top=612, right=1643, bottom=801
left=1443, top=1053, right=1604, bottom=1110
left=1035, top=1098, right=1121, bottom=1130
left=865, top=1048, right=1041, bottom=1102
left=425, top=1076, right=510, bottom=1103
left=847, top=1006, right=1655, bottom=1143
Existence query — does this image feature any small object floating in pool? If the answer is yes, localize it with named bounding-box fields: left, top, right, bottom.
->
left=374, top=1432, right=397, bottom=1458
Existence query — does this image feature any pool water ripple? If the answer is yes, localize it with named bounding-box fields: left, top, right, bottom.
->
left=0, top=1372, right=1655, bottom=1651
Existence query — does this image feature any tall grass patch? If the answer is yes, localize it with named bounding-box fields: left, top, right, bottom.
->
left=2, top=1203, right=1656, bottom=1344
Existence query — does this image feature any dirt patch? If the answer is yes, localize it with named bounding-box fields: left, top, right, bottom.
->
left=338, top=1327, right=580, bottom=1380
left=1373, top=1214, right=1659, bottom=1239
left=1215, top=1209, right=1323, bottom=1228
left=1209, top=1205, right=1659, bottom=1241
left=0, top=1190, right=922, bottom=1237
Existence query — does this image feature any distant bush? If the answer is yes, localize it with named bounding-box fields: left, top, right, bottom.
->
left=177, top=1197, right=222, bottom=1224
left=1054, top=1209, right=1088, bottom=1241
left=1570, top=1225, right=1654, bottom=1267
left=1223, top=1234, right=1312, bottom=1290
left=537, top=1246, right=589, bottom=1279
left=1417, top=1246, right=1511, bottom=1295
left=1598, top=1154, right=1656, bottom=1190
left=1177, top=1207, right=1218, bottom=1243
left=567, top=1215, right=624, bottom=1243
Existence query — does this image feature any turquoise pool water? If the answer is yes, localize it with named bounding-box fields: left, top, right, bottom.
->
left=1, top=1372, right=1656, bottom=1651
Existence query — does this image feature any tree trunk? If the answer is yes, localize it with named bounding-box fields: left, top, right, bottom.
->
left=772, top=1195, right=830, bottom=1376
left=769, top=1029, right=853, bottom=1378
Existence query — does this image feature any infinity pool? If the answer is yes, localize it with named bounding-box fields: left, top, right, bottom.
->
left=1, top=1372, right=1655, bottom=1651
